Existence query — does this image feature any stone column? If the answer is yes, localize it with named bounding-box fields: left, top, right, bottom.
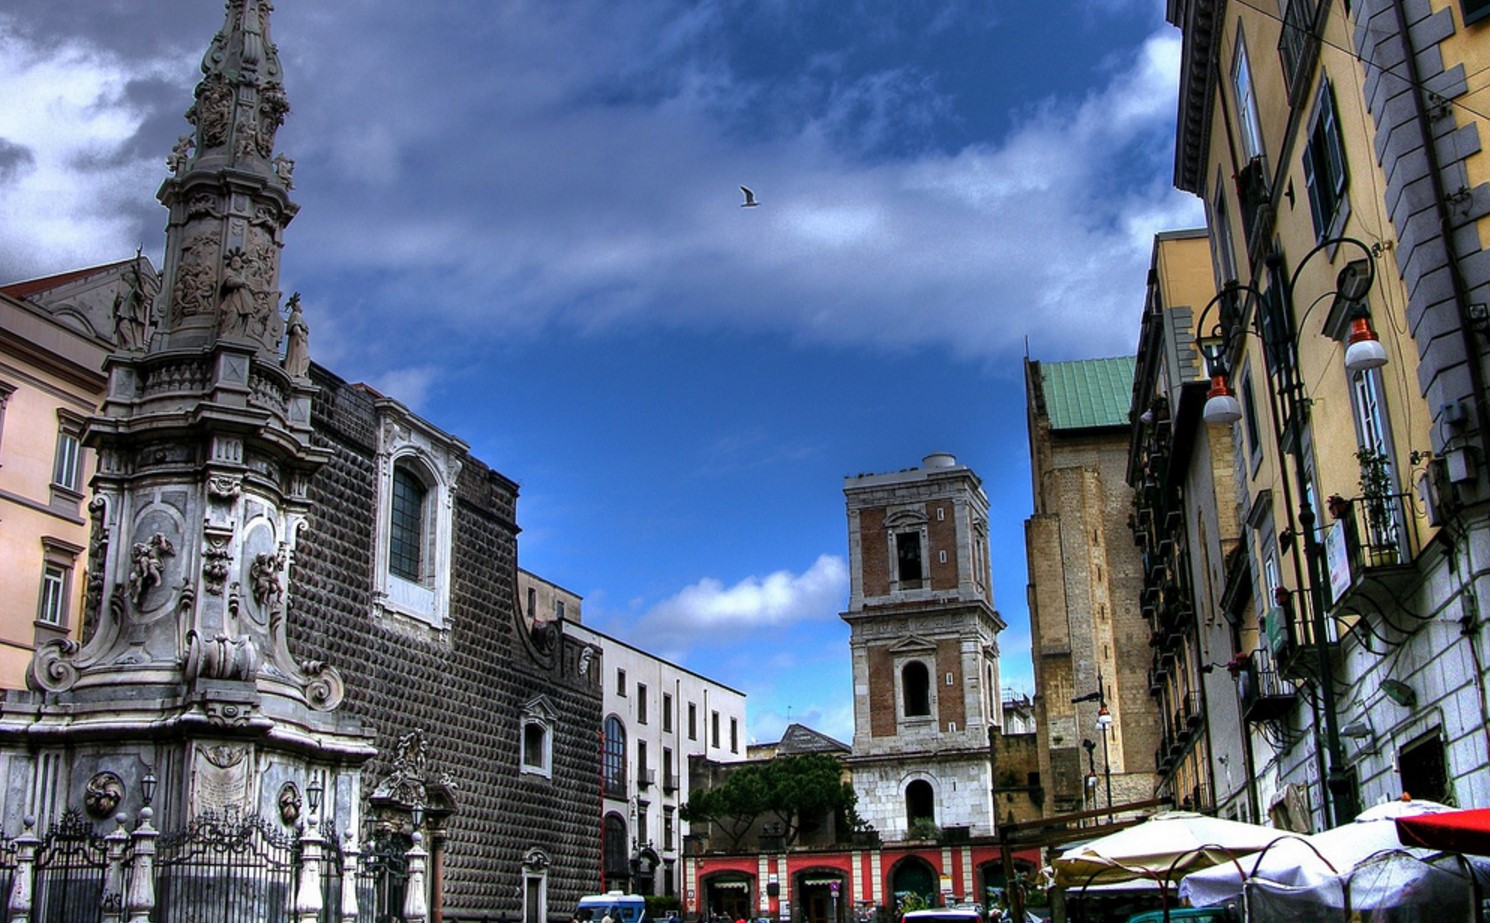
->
left=404, top=830, right=429, bottom=923
left=124, top=807, right=158, bottom=923
left=101, top=814, right=131, bottom=923
left=295, top=817, right=325, bottom=923
left=8, top=818, right=38, bottom=923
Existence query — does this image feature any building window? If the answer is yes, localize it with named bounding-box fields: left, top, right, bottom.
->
left=389, top=464, right=426, bottom=581
left=637, top=683, right=648, bottom=724
left=1232, top=36, right=1265, bottom=162
left=617, top=668, right=627, bottom=696
left=51, top=416, right=83, bottom=493
left=663, top=746, right=674, bottom=790
left=604, top=716, right=627, bottom=798
left=711, top=710, right=720, bottom=748
left=0, top=382, right=14, bottom=459
left=38, top=565, right=68, bottom=627
left=638, top=739, right=650, bottom=786
left=603, top=813, right=630, bottom=886
left=1304, top=81, right=1348, bottom=241
left=662, top=692, right=673, bottom=733
left=521, top=695, right=556, bottom=778
left=895, top=531, right=924, bottom=586
left=36, top=537, right=82, bottom=631
left=905, top=779, right=935, bottom=830
left=1240, top=372, right=1263, bottom=468
left=527, top=586, right=537, bottom=617
left=555, top=599, right=565, bottom=619
left=902, top=661, right=931, bottom=717
left=1399, top=732, right=1447, bottom=803
left=372, top=403, right=461, bottom=629
left=688, top=702, right=697, bottom=741
left=523, top=869, right=547, bottom=923
left=663, top=806, right=675, bottom=851
left=729, top=717, right=738, bottom=753
left=1210, top=178, right=1238, bottom=286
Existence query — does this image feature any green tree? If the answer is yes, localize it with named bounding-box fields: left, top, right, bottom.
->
left=680, top=753, right=860, bottom=850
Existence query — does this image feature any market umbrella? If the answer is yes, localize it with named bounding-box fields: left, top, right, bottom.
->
left=1180, top=797, right=1454, bottom=907
left=1052, top=811, right=1280, bottom=889
left=1396, top=807, right=1490, bottom=855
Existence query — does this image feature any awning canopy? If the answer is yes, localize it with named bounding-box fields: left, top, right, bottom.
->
left=1396, top=807, right=1490, bottom=855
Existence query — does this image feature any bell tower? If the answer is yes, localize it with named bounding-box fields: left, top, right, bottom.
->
left=841, top=453, right=1006, bottom=838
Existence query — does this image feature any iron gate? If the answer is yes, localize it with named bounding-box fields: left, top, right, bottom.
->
left=154, top=806, right=298, bottom=923
left=31, top=810, right=108, bottom=923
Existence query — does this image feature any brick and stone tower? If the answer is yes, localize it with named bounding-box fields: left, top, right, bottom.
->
left=1, top=0, right=371, bottom=833
left=840, top=453, right=1006, bottom=839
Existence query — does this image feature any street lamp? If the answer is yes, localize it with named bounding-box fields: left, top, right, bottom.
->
left=1072, top=673, right=1114, bottom=821
left=1195, top=238, right=1383, bottom=828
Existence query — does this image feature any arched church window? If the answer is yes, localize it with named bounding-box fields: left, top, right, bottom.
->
left=906, top=779, right=935, bottom=827
left=389, top=463, right=428, bottom=580
left=604, top=716, right=627, bottom=798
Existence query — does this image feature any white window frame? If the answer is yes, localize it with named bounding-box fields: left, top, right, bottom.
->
left=1232, top=36, right=1265, bottom=162
left=372, top=400, right=463, bottom=631
left=37, top=537, right=82, bottom=631
left=521, top=695, right=556, bottom=778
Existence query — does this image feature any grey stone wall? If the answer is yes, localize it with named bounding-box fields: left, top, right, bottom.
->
left=289, top=364, right=602, bottom=919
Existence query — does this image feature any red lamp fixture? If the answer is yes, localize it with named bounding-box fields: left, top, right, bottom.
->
left=1203, top=373, right=1243, bottom=426
left=1343, top=314, right=1389, bottom=371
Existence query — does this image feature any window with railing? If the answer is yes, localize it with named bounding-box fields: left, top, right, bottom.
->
left=1278, top=0, right=1321, bottom=101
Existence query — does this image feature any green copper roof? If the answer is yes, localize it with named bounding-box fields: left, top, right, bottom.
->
left=1041, top=356, right=1135, bottom=430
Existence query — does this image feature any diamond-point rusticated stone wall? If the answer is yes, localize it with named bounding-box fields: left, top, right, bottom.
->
left=289, top=363, right=602, bottom=919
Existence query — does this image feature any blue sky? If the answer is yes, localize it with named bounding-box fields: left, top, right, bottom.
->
left=0, top=1, right=1202, bottom=745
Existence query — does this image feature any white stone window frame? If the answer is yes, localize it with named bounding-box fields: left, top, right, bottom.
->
left=521, top=694, right=556, bottom=778
left=885, top=508, right=931, bottom=597
left=372, top=400, right=465, bottom=631
left=522, top=848, right=550, bottom=923
left=36, top=536, right=82, bottom=633
left=889, top=639, right=939, bottom=728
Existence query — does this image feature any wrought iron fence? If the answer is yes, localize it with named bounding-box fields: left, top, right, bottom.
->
left=154, top=806, right=298, bottom=923
left=31, top=810, right=109, bottom=923
left=356, top=830, right=411, bottom=923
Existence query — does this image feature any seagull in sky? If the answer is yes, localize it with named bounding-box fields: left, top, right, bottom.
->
left=739, top=186, right=759, bottom=208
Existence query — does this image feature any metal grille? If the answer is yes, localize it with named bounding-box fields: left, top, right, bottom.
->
left=32, top=810, right=108, bottom=923
left=356, top=831, right=410, bottom=923
left=155, top=807, right=297, bottom=923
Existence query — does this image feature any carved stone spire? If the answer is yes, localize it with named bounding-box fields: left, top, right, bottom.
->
left=156, top=0, right=296, bottom=357
left=33, top=0, right=342, bottom=733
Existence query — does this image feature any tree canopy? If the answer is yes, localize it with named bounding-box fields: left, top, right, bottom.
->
left=680, top=753, right=860, bottom=850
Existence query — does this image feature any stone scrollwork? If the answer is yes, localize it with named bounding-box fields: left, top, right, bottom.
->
left=84, top=772, right=124, bottom=819
left=29, top=639, right=80, bottom=693
left=203, top=536, right=233, bottom=596
left=208, top=475, right=243, bottom=500
left=185, top=630, right=260, bottom=683
left=523, top=847, right=551, bottom=872
left=300, top=660, right=345, bottom=711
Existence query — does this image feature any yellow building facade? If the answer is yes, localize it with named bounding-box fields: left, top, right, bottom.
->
left=1170, top=0, right=1490, bottom=827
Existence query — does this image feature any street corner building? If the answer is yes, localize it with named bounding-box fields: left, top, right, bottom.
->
left=0, top=2, right=603, bottom=921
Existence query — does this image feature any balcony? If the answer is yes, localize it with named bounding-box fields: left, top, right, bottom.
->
left=1239, top=650, right=1298, bottom=723
left=1236, top=156, right=1273, bottom=262
left=1262, top=597, right=1336, bottom=683
left=1325, top=492, right=1419, bottom=616
left=663, top=770, right=679, bottom=794
left=637, top=768, right=654, bottom=789
left=1180, top=781, right=1215, bottom=814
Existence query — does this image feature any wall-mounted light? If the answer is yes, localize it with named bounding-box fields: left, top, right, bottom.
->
left=1095, top=704, right=1114, bottom=731
left=141, top=769, right=157, bottom=808
left=307, top=775, right=323, bottom=815
left=1381, top=679, right=1417, bottom=708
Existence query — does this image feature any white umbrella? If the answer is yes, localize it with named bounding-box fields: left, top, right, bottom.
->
left=1053, top=811, right=1280, bottom=889
left=1180, top=798, right=1454, bottom=907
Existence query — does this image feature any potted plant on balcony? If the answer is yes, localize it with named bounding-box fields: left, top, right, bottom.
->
left=1355, top=446, right=1399, bottom=562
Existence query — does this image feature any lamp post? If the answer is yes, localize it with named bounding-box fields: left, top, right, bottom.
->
left=1072, top=673, right=1114, bottom=821
left=1196, top=238, right=1383, bottom=828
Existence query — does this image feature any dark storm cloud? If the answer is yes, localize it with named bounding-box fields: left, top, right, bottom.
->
left=0, top=139, right=36, bottom=183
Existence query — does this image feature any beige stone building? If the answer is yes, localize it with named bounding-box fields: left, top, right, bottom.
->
left=0, top=259, right=155, bottom=689
left=1024, top=357, right=1158, bottom=818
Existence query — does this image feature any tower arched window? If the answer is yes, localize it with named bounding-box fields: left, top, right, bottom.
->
left=906, top=779, right=935, bottom=827
left=902, top=661, right=931, bottom=717
left=604, top=716, right=628, bottom=798
left=389, top=463, right=428, bottom=580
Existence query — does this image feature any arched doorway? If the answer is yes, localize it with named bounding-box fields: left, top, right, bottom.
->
left=794, top=868, right=846, bottom=923
left=703, top=874, right=753, bottom=921
left=888, top=857, right=937, bottom=911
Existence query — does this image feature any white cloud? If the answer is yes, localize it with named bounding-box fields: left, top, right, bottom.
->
left=634, top=554, right=848, bottom=640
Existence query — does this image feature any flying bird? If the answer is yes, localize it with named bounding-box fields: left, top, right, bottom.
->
left=739, top=186, right=759, bottom=208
